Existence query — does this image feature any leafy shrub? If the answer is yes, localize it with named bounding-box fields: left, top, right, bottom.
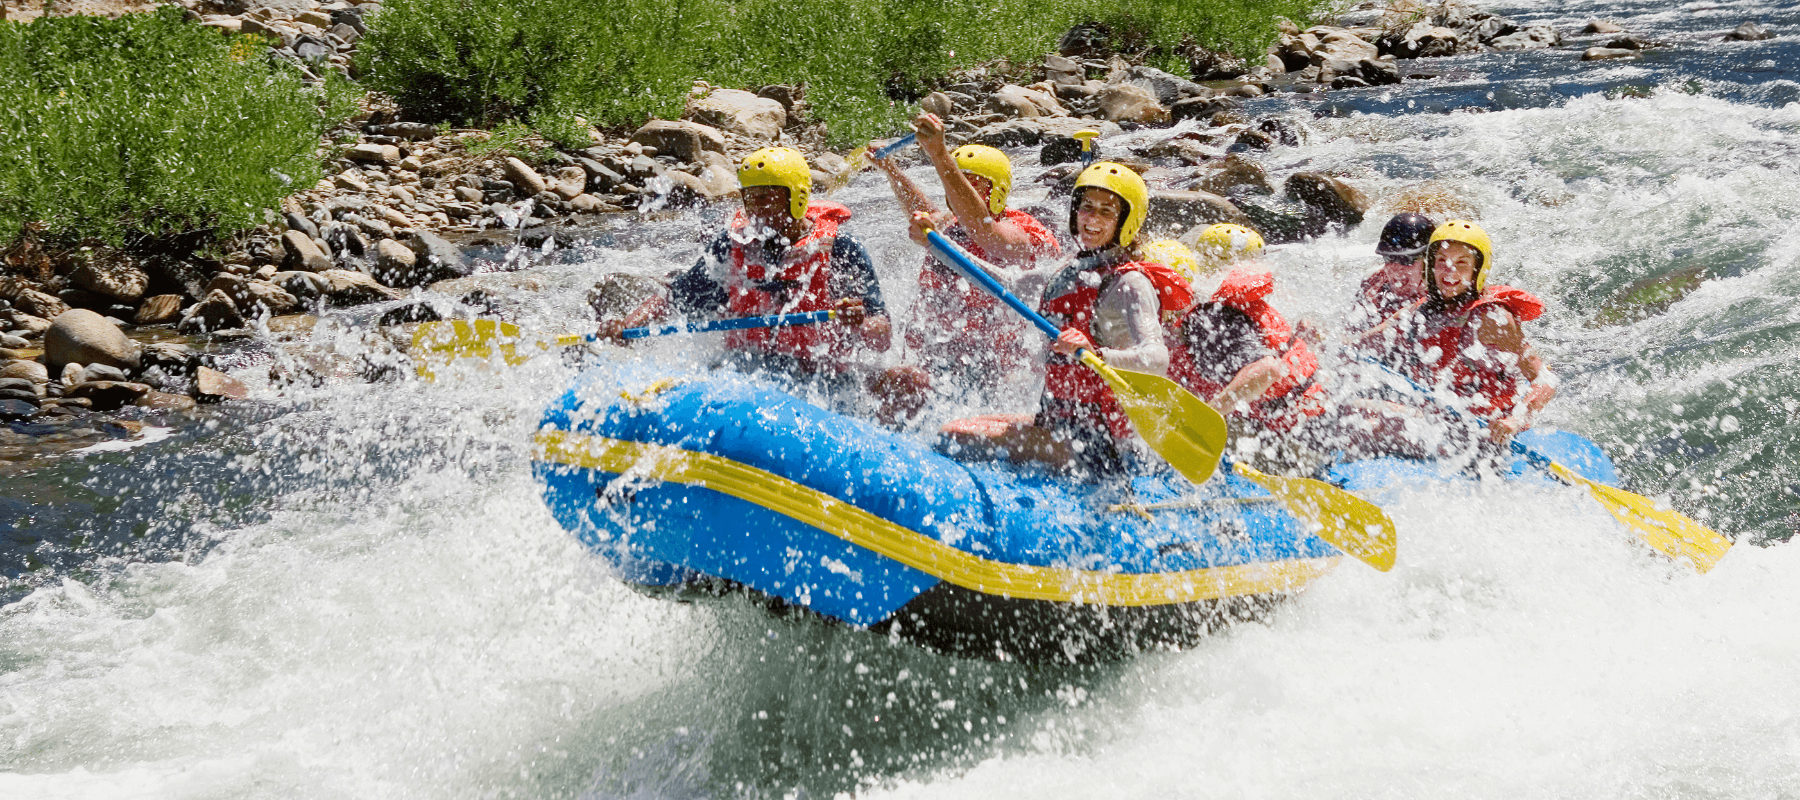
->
left=0, top=6, right=347, bottom=249
left=356, top=0, right=1322, bottom=146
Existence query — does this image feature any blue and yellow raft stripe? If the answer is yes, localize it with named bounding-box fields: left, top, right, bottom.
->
left=533, top=428, right=1341, bottom=607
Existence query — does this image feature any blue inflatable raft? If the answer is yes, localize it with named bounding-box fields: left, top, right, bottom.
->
left=531, top=368, right=1618, bottom=662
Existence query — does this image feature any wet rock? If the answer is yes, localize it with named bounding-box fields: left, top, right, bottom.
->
left=502, top=157, right=548, bottom=197
left=376, top=302, right=441, bottom=327
left=628, top=120, right=727, bottom=163
left=178, top=289, right=247, bottom=334
left=2, top=311, right=51, bottom=338
left=1582, top=20, right=1625, bottom=34
left=1115, top=65, right=1208, bottom=105
left=273, top=271, right=331, bottom=305
left=1285, top=172, right=1368, bottom=227
left=79, top=364, right=129, bottom=384
left=549, top=167, right=588, bottom=200
left=136, top=390, right=198, bottom=412
left=1146, top=190, right=1253, bottom=236
left=986, top=84, right=1046, bottom=118
left=1490, top=25, right=1561, bottom=50
left=70, top=254, right=149, bottom=303
left=1194, top=156, right=1275, bottom=196
left=371, top=238, right=418, bottom=287
left=1307, top=27, right=1380, bottom=64
left=1231, top=129, right=1276, bottom=150
left=689, top=88, right=786, bottom=140
left=1581, top=46, right=1640, bottom=61
left=0, top=398, right=35, bottom=420
left=0, top=360, right=48, bottom=384
left=1724, top=22, right=1774, bottom=41
left=7, top=287, right=70, bottom=321
left=195, top=365, right=250, bottom=402
left=66, top=380, right=151, bottom=412
left=920, top=91, right=956, bottom=119
left=206, top=274, right=299, bottom=317
left=285, top=211, right=321, bottom=240
left=1380, top=23, right=1466, bottom=59
left=281, top=230, right=332, bottom=272
left=44, top=309, right=139, bottom=374
left=400, top=229, right=467, bottom=280
left=571, top=194, right=622, bottom=214
left=1171, top=96, right=1239, bottom=123
left=1601, top=35, right=1649, bottom=50
left=968, top=118, right=1122, bottom=149
left=319, top=270, right=403, bottom=306
left=1095, top=84, right=1168, bottom=124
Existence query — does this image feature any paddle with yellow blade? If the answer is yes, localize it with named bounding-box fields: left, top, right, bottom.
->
left=922, top=227, right=1226, bottom=484
left=1367, top=360, right=1731, bottom=572
left=923, top=229, right=1397, bottom=570
left=409, top=311, right=836, bottom=380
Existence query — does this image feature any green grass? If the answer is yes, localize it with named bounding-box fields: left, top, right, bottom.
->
left=356, top=0, right=1323, bottom=147
left=0, top=6, right=351, bottom=250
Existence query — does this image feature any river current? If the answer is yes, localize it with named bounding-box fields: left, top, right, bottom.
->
left=3, top=0, right=1798, bottom=796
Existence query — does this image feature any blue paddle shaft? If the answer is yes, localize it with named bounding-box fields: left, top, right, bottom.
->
left=622, top=310, right=834, bottom=340
left=872, top=133, right=917, bottom=160
left=924, top=230, right=1063, bottom=341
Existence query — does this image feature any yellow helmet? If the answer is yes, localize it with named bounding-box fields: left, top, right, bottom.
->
left=1427, top=219, right=1494, bottom=292
left=1071, top=161, right=1148, bottom=248
left=951, top=144, right=1012, bottom=217
left=738, top=147, right=812, bottom=221
left=1141, top=239, right=1201, bottom=285
left=1193, top=223, right=1264, bottom=263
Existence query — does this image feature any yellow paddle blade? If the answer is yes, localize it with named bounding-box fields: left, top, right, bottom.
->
left=1547, top=462, right=1732, bottom=573
left=1236, top=463, right=1397, bottom=572
left=1079, top=352, right=1228, bottom=486
left=409, top=320, right=530, bottom=380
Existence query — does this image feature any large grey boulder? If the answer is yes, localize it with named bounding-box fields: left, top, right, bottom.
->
left=44, top=309, right=139, bottom=374
left=628, top=120, right=727, bottom=163
left=1148, top=190, right=1253, bottom=237
left=1095, top=84, right=1168, bottom=124
left=689, top=89, right=787, bottom=140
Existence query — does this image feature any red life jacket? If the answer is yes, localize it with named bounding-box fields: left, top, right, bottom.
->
left=1039, top=256, right=1194, bottom=438
left=1353, top=260, right=1423, bottom=330
left=1405, top=285, right=1545, bottom=421
left=1167, top=268, right=1325, bottom=432
left=909, top=209, right=1061, bottom=358
left=721, top=202, right=853, bottom=365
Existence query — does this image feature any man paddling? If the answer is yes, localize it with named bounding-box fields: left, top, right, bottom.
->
left=922, top=162, right=1192, bottom=480
left=1359, top=220, right=1557, bottom=446
left=874, top=112, right=1061, bottom=386
left=598, top=147, right=925, bottom=421
left=1347, top=213, right=1435, bottom=334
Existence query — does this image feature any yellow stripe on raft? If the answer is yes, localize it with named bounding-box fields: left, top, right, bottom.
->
left=533, top=429, right=1341, bottom=606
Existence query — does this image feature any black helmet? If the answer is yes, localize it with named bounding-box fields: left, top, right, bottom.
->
left=1376, top=213, right=1436, bottom=259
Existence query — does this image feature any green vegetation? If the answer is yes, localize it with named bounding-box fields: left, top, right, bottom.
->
left=356, top=0, right=1321, bottom=146
left=0, top=6, right=349, bottom=250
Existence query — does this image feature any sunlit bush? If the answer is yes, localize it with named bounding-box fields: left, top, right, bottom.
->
left=356, top=0, right=1321, bottom=146
left=0, top=6, right=346, bottom=248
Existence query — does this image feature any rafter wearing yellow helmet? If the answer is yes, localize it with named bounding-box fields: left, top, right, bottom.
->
left=876, top=112, right=1062, bottom=389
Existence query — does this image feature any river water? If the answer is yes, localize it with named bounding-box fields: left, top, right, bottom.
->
left=3, top=0, right=1798, bottom=796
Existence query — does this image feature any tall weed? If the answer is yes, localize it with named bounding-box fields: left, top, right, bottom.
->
left=357, top=0, right=1322, bottom=146
left=0, top=6, right=346, bottom=248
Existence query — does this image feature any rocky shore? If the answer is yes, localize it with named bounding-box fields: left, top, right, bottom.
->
left=0, top=0, right=1777, bottom=463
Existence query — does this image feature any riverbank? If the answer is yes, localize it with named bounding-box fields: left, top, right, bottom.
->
left=0, top=0, right=1784, bottom=469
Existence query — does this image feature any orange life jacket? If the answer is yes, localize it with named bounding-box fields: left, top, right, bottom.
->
left=1038, top=256, right=1193, bottom=438
left=1167, top=268, right=1326, bottom=432
left=1404, top=285, right=1545, bottom=421
left=722, top=202, right=854, bottom=366
left=909, top=209, right=1061, bottom=365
